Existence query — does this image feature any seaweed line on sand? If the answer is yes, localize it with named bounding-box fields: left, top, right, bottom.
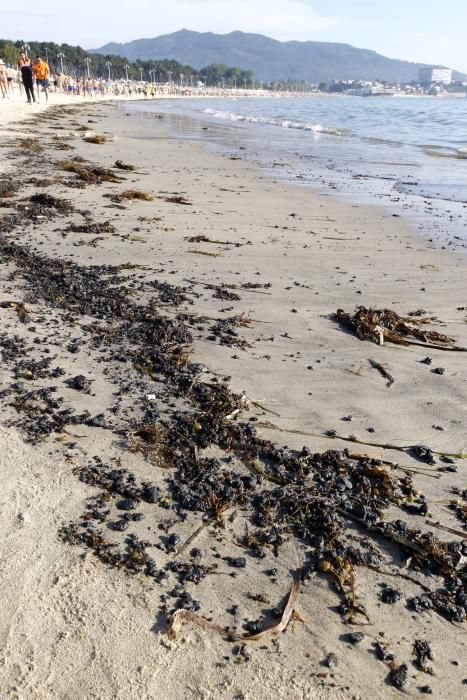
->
left=0, top=116, right=465, bottom=689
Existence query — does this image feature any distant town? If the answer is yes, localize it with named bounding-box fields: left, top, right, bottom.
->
left=316, top=67, right=465, bottom=97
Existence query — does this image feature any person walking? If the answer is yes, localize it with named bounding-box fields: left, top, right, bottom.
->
left=6, top=65, right=15, bottom=96
left=33, top=56, right=50, bottom=103
left=18, top=51, right=35, bottom=103
left=0, top=60, right=8, bottom=99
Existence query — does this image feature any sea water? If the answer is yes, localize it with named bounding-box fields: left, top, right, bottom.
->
left=127, top=96, right=467, bottom=248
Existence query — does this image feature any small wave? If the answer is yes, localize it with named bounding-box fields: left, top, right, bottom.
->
left=394, top=180, right=467, bottom=204
left=202, top=108, right=347, bottom=136
left=424, top=146, right=467, bottom=160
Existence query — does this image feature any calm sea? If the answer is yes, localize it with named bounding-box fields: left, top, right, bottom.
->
left=127, top=96, right=467, bottom=248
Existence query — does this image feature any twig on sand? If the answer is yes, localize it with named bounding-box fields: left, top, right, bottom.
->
left=177, top=519, right=213, bottom=556
left=275, top=426, right=466, bottom=460
left=184, top=278, right=272, bottom=295
left=188, top=250, right=222, bottom=258
left=368, top=358, right=395, bottom=387
left=367, top=566, right=431, bottom=592
left=425, top=520, right=466, bottom=540
left=251, top=400, right=281, bottom=417
left=347, top=453, right=441, bottom=479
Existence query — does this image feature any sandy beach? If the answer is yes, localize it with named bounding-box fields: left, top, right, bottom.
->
left=0, top=99, right=465, bottom=700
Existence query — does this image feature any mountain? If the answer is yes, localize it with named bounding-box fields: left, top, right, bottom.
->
left=91, top=30, right=464, bottom=83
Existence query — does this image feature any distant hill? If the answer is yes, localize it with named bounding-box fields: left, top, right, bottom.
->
left=91, top=30, right=465, bottom=83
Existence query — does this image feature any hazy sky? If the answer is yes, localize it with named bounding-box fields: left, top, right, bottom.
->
left=3, top=0, right=467, bottom=71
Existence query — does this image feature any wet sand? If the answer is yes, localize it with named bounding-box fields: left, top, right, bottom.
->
left=0, top=101, right=466, bottom=699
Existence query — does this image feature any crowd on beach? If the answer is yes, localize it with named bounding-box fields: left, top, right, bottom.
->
left=0, top=51, right=170, bottom=104
left=0, top=49, right=299, bottom=105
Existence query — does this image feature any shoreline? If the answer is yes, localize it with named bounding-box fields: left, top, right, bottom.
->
left=123, top=98, right=467, bottom=254
left=0, top=101, right=466, bottom=699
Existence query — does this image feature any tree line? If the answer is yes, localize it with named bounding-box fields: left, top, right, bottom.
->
left=0, top=39, right=254, bottom=86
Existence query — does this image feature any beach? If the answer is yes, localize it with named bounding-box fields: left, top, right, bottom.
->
left=0, top=99, right=466, bottom=699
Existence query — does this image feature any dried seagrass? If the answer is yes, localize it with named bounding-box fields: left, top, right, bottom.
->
left=0, top=179, right=18, bottom=198
left=168, top=577, right=300, bottom=641
left=163, top=194, right=192, bottom=205
left=127, top=422, right=178, bottom=467
left=0, top=301, right=30, bottom=323
left=64, top=220, right=116, bottom=234
left=29, top=193, right=75, bottom=214
left=83, top=134, right=107, bottom=144
left=114, top=160, right=135, bottom=171
left=108, top=190, right=154, bottom=202
left=59, top=159, right=123, bottom=184
left=333, top=306, right=465, bottom=350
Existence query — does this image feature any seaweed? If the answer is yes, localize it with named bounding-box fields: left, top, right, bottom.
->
left=163, top=194, right=192, bottom=205
left=29, top=193, right=75, bottom=215
left=126, top=422, right=178, bottom=467
left=24, top=177, right=55, bottom=188
left=114, top=160, right=135, bottom=171
left=16, top=137, right=43, bottom=152
left=59, top=159, right=123, bottom=184
left=213, top=286, right=241, bottom=301
left=0, top=179, right=18, bottom=198
left=0, top=301, right=30, bottom=323
left=108, top=190, right=154, bottom=202
left=210, top=314, right=253, bottom=348
left=64, top=220, right=116, bottom=234
left=83, top=135, right=107, bottom=144
left=449, top=495, right=467, bottom=527
left=51, top=141, right=75, bottom=151
left=333, top=307, right=465, bottom=351
left=413, top=640, right=434, bottom=674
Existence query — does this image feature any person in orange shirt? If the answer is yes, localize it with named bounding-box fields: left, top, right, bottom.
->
left=32, top=56, right=49, bottom=103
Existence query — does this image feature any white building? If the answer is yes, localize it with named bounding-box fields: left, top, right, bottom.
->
left=419, top=67, right=452, bottom=85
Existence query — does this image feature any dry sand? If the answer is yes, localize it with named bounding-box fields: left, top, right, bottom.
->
left=0, top=100, right=465, bottom=699
left=0, top=92, right=150, bottom=133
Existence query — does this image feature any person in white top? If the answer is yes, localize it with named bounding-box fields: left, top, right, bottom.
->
left=0, top=60, right=8, bottom=98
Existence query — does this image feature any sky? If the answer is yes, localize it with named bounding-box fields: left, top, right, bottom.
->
left=3, top=0, right=467, bottom=72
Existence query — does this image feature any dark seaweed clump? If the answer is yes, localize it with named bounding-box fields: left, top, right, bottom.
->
left=29, top=193, right=75, bottom=214
left=64, top=220, right=116, bottom=234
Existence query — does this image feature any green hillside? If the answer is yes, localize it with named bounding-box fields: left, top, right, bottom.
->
left=92, top=30, right=465, bottom=83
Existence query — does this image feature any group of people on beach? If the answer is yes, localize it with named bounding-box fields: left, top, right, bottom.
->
left=17, top=51, right=50, bottom=103
left=0, top=51, right=50, bottom=103
left=1, top=49, right=274, bottom=104
left=0, top=51, right=151, bottom=103
left=0, top=58, right=18, bottom=99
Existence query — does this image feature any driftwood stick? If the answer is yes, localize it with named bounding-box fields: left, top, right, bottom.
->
left=368, top=358, right=395, bottom=387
